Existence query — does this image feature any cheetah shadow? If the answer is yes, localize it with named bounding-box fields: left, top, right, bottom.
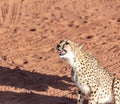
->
left=0, top=91, right=76, bottom=104
left=0, top=66, right=74, bottom=91
left=0, top=66, right=88, bottom=104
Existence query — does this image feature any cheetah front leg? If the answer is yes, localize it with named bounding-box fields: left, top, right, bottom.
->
left=88, top=91, right=113, bottom=104
left=88, top=92, right=97, bottom=104
left=77, top=91, right=97, bottom=104
left=77, top=91, right=84, bottom=104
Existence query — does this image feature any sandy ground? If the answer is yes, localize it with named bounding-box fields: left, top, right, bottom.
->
left=0, top=0, right=120, bottom=104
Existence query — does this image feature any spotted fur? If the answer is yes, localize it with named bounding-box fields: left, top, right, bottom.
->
left=56, top=39, right=120, bottom=104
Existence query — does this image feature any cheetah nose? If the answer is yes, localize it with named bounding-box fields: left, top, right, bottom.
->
left=56, top=44, right=60, bottom=49
left=56, top=44, right=60, bottom=50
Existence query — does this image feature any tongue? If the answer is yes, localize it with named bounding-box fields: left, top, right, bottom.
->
left=60, top=50, right=66, bottom=55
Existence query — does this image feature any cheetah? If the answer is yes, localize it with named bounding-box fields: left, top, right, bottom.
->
left=56, top=39, right=120, bottom=104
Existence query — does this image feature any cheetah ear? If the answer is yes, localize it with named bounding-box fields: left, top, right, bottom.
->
left=78, top=44, right=84, bottom=49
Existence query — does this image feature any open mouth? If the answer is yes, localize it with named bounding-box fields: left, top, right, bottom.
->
left=59, top=50, right=67, bottom=56
left=56, top=44, right=67, bottom=56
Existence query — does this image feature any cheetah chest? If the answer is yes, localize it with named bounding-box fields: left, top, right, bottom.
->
left=71, top=69, right=91, bottom=95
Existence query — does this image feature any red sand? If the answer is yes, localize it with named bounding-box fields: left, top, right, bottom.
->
left=0, top=0, right=120, bottom=104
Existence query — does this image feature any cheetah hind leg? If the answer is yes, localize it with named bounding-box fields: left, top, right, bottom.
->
left=77, top=91, right=84, bottom=104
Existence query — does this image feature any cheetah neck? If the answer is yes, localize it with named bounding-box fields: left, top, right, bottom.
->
left=67, top=49, right=96, bottom=72
left=67, top=57, right=76, bottom=67
left=66, top=53, right=82, bottom=72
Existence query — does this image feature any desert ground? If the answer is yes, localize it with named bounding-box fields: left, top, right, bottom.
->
left=0, top=0, right=120, bottom=104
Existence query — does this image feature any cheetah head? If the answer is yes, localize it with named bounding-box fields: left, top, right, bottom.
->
left=56, top=39, right=83, bottom=60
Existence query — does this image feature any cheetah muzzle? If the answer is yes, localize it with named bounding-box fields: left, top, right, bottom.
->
left=56, top=44, right=67, bottom=56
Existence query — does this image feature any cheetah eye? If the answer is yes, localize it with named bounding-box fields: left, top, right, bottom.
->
left=65, top=42, right=69, bottom=45
left=60, top=40, right=64, bottom=43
